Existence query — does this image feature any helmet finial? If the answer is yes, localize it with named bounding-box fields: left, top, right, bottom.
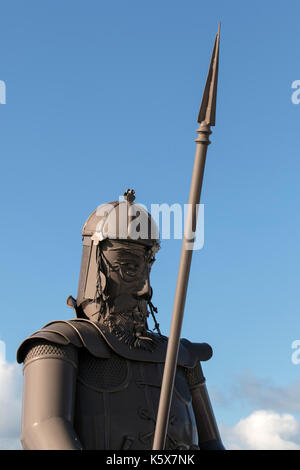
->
left=123, top=189, right=136, bottom=203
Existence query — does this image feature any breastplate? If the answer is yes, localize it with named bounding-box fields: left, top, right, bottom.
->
left=74, top=348, right=198, bottom=450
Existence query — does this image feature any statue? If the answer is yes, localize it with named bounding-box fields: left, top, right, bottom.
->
left=17, top=26, right=225, bottom=451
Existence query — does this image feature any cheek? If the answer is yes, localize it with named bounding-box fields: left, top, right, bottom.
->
left=107, top=272, right=140, bottom=295
left=106, top=272, right=122, bottom=294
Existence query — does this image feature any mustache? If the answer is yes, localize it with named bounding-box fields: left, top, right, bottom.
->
left=109, top=293, right=149, bottom=314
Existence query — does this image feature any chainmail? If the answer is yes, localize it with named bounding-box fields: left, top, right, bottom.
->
left=23, top=340, right=78, bottom=367
left=77, top=349, right=128, bottom=391
left=183, top=362, right=205, bottom=389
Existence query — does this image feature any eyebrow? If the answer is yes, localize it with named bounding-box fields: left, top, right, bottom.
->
left=110, top=248, right=145, bottom=256
left=114, top=255, right=145, bottom=262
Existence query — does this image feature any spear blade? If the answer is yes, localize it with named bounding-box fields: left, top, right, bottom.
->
left=198, top=22, right=220, bottom=126
left=152, top=25, right=221, bottom=451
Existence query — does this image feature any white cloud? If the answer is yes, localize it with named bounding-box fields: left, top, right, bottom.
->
left=0, top=354, right=23, bottom=450
left=221, top=410, right=300, bottom=450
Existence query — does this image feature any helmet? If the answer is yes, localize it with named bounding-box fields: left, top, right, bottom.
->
left=69, top=190, right=160, bottom=318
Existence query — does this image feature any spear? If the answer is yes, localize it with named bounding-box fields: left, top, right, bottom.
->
left=152, top=24, right=221, bottom=450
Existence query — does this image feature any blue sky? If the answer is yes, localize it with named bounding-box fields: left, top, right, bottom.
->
left=1, top=0, right=300, bottom=448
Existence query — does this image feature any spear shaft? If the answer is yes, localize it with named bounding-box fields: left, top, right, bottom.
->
left=152, top=25, right=220, bottom=450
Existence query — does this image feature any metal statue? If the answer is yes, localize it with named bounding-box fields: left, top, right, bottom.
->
left=17, top=27, right=225, bottom=451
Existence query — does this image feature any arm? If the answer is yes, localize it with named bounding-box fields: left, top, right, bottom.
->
left=186, top=362, right=225, bottom=450
left=21, top=341, right=83, bottom=450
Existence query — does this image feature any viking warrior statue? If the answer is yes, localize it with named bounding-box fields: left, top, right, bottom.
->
left=17, top=24, right=225, bottom=451
left=17, top=190, right=224, bottom=450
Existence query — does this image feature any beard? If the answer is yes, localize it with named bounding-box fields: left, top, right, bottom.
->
left=99, top=294, right=158, bottom=351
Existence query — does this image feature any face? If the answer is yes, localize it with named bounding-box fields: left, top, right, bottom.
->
left=101, top=240, right=154, bottom=314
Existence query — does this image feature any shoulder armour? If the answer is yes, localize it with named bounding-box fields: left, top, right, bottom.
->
left=180, top=339, right=213, bottom=368
left=80, top=322, right=212, bottom=366
left=17, top=319, right=111, bottom=364
left=17, top=319, right=212, bottom=367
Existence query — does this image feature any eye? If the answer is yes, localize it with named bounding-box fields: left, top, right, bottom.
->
left=120, top=262, right=139, bottom=276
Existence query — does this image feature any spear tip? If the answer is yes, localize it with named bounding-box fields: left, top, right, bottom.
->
left=197, top=25, right=221, bottom=126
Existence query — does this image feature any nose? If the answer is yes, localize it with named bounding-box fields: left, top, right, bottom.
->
left=136, top=273, right=151, bottom=300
